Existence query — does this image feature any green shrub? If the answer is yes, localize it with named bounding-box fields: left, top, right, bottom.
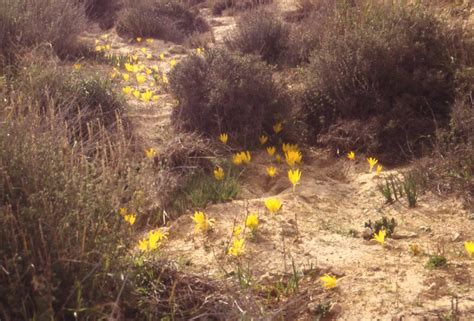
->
left=426, top=255, right=447, bottom=269
left=225, top=10, right=289, bottom=64
left=301, top=3, right=463, bottom=161
left=116, top=0, right=209, bottom=43
left=0, top=0, right=85, bottom=66
left=169, top=48, right=288, bottom=146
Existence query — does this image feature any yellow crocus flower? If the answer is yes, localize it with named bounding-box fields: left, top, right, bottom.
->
left=273, top=122, right=283, bottom=134
left=145, top=148, right=157, bottom=159
left=259, top=135, right=268, bottom=145
left=367, top=157, right=378, bottom=172
left=267, top=146, right=276, bottom=156
left=213, top=166, right=224, bottom=180
left=373, top=229, right=386, bottom=246
left=136, top=74, right=146, bottom=84
left=265, top=198, right=282, bottom=214
left=228, top=238, right=245, bottom=257
left=219, top=133, right=228, bottom=144
left=191, top=211, right=215, bottom=234
left=245, top=214, right=259, bottom=232
left=267, top=166, right=277, bottom=178
left=288, top=168, right=302, bottom=192
left=465, top=241, right=474, bottom=258
left=320, top=274, right=337, bottom=289
left=347, top=151, right=355, bottom=160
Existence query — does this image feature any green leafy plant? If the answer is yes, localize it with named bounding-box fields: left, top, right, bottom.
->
left=364, top=216, right=397, bottom=238
left=426, top=255, right=447, bottom=269
left=402, top=172, right=418, bottom=208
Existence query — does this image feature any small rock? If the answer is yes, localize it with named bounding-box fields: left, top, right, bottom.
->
left=362, top=227, right=373, bottom=240
left=451, top=232, right=461, bottom=242
left=329, top=303, right=342, bottom=315
left=419, top=225, right=432, bottom=232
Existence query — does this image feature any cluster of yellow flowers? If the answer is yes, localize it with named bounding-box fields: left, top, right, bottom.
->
left=233, top=151, right=252, bottom=165
left=346, top=151, right=383, bottom=175
left=119, top=207, right=136, bottom=226
left=138, top=229, right=168, bottom=252
left=191, top=211, right=215, bottom=234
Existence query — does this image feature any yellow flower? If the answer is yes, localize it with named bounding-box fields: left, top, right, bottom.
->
left=124, top=63, right=135, bottom=73
left=228, top=238, right=245, bottom=257
left=162, top=74, right=169, bottom=84
left=122, top=86, right=132, bottom=95
left=145, top=68, right=152, bottom=75
left=267, top=166, right=277, bottom=178
left=101, top=34, right=109, bottom=40
left=124, top=213, right=136, bottom=226
left=267, top=146, right=276, bottom=156
left=119, top=207, right=127, bottom=216
left=219, top=133, right=228, bottom=144
left=285, top=150, right=302, bottom=168
left=105, top=44, right=111, bottom=51
left=122, top=73, right=130, bottom=81
left=233, top=151, right=251, bottom=165
left=373, top=229, right=386, bottom=246
left=367, top=157, right=378, bottom=172
left=320, top=274, right=337, bottom=289
left=146, top=53, right=152, bottom=59
left=214, top=166, right=224, bottom=180
left=191, top=211, right=215, bottom=234
left=152, top=95, right=159, bottom=102
left=95, top=45, right=103, bottom=52
left=347, top=151, right=355, bottom=161
left=146, top=38, right=153, bottom=43
left=233, top=225, right=242, bottom=237
left=141, top=90, right=153, bottom=102
left=136, top=37, right=142, bottom=42
left=145, top=148, right=157, bottom=159
left=160, top=53, right=165, bottom=60
left=259, top=135, right=268, bottom=145
left=136, top=74, right=146, bottom=84
left=196, top=47, right=204, bottom=54
left=131, top=55, right=139, bottom=62
left=152, top=65, right=159, bottom=72
left=245, top=214, right=259, bottom=232
left=376, top=165, right=383, bottom=176
left=170, top=59, right=177, bottom=67
left=282, top=143, right=299, bottom=153
left=133, top=89, right=141, bottom=99
left=73, top=63, right=81, bottom=71
left=138, top=229, right=168, bottom=252
left=265, top=198, right=282, bottom=214
left=275, top=154, right=282, bottom=163
left=140, top=47, right=147, bottom=53
left=288, top=169, right=302, bottom=191
left=273, top=122, right=283, bottom=134
left=465, top=241, right=474, bottom=258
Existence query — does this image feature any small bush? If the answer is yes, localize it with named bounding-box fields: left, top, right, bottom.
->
left=0, top=0, right=86, bottom=66
left=301, top=3, right=463, bottom=161
left=426, top=255, right=447, bottom=269
left=210, top=0, right=272, bottom=16
left=0, top=94, right=135, bottom=319
left=15, top=57, right=127, bottom=142
left=169, top=48, right=288, bottom=146
left=225, top=10, right=289, bottom=64
left=364, top=217, right=397, bottom=239
left=116, top=0, right=209, bottom=43
left=80, top=0, right=122, bottom=29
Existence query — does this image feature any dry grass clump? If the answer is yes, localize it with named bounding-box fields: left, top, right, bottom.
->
left=116, top=0, right=209, bottom=43
left=301, top=2, right=467, bottom=161
left=14, top=53, right=128, bottom=143
left=225, top=9, right=289, bottom=65
left=209, top=0, right=272, bottom=16
left=0, top=94, right=135, bottom=319
left=0, top=0, right=86, bottom=67
left=169, top=48, right=288, bottom=146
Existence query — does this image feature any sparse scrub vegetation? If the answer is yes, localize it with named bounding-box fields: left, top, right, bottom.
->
left=0, top=0, right=86, bottom=66
left=225, top=9, right=289, bottom=64
left=301, top=3, right=465, bottom=161
left=1, top=0, right=474, bottom=319
left=116, top=0, right=209, bottom=43
left=169, top=48, right=288, bottom=146
left=209, top=0, right=272, bottom=16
